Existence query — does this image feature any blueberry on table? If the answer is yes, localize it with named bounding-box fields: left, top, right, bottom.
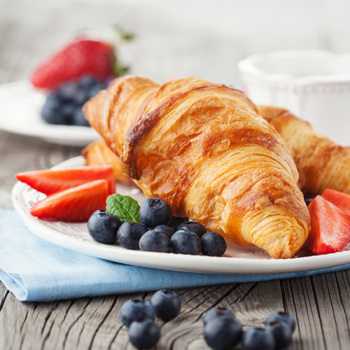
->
left=120, top=299, right=156, bottom=327
left=266, top=321, right=293, bottom=349
left=170, top=229, right=201, bottom=255
left=201, top=232, right=227, bottom=256
left=203, top=307, right=236, bottom=326
left=87, top=210, right=121, bottom=244
left=177, top=221, right=206, bottom=237
left=139, top=230, right=170, bottom=253
left=117, top=222, right=148, bottom=250
left=128, top=318, right=160, bottom=349
left=266, top=311, right=296, bottom=333
left=203, top=316, right=242, bottom=350
left=139, top=197, right=172, bottom=227
left=150, top=290, right=181, bottom=321
left=153, top=225, right=174, bottom=238
left=241, top=327, right=275, bottom=350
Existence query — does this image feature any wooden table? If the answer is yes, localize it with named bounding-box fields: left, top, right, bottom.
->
left=1, top=1, right=350, bottom=349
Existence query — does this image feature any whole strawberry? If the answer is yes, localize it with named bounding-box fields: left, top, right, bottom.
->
left=30, top=39, right=117, bottom=90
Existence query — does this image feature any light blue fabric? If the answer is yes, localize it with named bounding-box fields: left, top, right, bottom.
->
left=1, top=209, right=350, bottom=302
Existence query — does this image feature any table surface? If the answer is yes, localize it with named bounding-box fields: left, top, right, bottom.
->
left=1, top=1, right=350, bottom=349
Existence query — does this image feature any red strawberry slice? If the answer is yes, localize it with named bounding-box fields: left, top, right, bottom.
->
left=307, top=195, right=350, bottom=254
left=16, top=165, right=115, bottom=195
left=30, top=179, right=109, bottom=222
left=30, top=39, right=116, bottom=90
left=322, top=188, right=350, bottom=216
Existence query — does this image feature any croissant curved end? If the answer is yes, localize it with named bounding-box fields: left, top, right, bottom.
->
left=241, top=207, right=309, bottom=259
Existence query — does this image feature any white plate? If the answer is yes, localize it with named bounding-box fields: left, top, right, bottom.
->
left=0, top=81, right=99, bottom=146
left=11, top=156, right=350, bottom=274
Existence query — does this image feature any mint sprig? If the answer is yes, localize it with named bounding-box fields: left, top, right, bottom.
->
left=106, top=194, right=140, bottom=223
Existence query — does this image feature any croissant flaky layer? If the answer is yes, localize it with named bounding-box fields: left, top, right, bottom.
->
left=258, top=106, right=350, bottom=196
left=84, top=75, right=310, bottom=258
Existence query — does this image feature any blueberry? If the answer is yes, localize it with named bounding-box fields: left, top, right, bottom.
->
left=78, top=75, right=100, bottom=89
left=242, top=327, right=275, bottom=350
left=128, top=318, right=160, bottom=349
left=139, top=230, right=170, bottom=253
left=304, top=196, right=314, bottom=206
left=119, top=299, right=156, bottom=327
left=203, top=307, right=236, bottom=326
left=203, top=316, right=242, bottom=350
left=201, top=232, right=227, bottom=256
left=41, top=93, right=67, bottom=125
left=87, top=83, right=104, bottom=99
left=117, top=222, right=148, bottom=250
left=72, top=89, right=89, bottom=105
left=87, top=210, right=121, bottom=244
left=60, top=103, right=76, bottom=124
left=58, top=81, right=78, bottom=101
left=170, top=229, right=201, bottom=255
left=153, top=225, right=174, bottom=238
left=169, top=216, right=189, bottom=230
left=150, top=290, right=181, bottom=321
left=266, top=311, right=296, bottom=333
left=266, top=321, right=293, bottom=349
left=139, top=198, right=172, bottom=227
left=177, top=221, right=206, bottom=237
left=72, top=107, right=90, bottom=127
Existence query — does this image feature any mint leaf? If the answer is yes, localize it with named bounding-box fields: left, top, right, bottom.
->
left=106, top=194, right=140, bottom=223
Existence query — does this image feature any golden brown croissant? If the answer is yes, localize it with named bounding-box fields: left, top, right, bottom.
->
left=82, top=139, right=134, bottom=185
left=83, top=75, right=310, bottom=258
left=258, top=106, right=350, bottom=196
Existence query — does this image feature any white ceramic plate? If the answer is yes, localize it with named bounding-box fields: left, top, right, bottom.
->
left=0, top=81, right=99, bottom=146
left=11, top=156, right=350, bottom=274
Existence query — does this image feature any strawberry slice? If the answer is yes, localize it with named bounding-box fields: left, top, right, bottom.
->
left=307, top=195, right=350, bottom=254
left=322, top=188, right=350, bottom=216
left=16, top=165, right=115, bottom=195
left=30, top=179, right=108, bottom=222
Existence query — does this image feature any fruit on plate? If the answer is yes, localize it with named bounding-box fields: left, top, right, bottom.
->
left=30, top=179, right=109, bottom=222
left=41, top=75, right=109, bottom=126
left=30, top=39, right=118, bottom=90
left=87, top=210, right=122, bottom=244
left=322, top=188, right=350, bottom=216
left=307, top=195, right=350, bottom=254
left=16, top=165, right=115, bottom=195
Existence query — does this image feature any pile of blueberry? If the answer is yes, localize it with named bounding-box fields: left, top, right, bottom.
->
left=88, top=197, right=227, bottom=256
left=203, top=307, right=295, bottom=350
left=120, top=289, right=181, bottom=349
left=119, top=291, right=296, bottom=350
left=41, top=75, right=111, bottom=126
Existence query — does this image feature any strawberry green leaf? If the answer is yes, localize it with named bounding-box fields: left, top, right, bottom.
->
left=106, top=193, right=140, bottom=223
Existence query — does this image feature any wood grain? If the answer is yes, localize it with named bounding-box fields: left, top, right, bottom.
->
left=0, top=0, right=350, bottom=349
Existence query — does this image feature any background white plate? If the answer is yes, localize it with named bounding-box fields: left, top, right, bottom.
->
left=0, top=81, right=99, bottom=146
left=11, top=156, right=350, bottom=274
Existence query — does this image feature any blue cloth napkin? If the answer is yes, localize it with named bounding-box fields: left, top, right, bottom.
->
left=1, top=209, right=350, bottom=302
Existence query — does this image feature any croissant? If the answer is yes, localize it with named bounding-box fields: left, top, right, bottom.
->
left=258, top=106, right=350, bottom=196
left=83, top=75, right=310, bottom=258
left=82, top=139, right=134, bottom=185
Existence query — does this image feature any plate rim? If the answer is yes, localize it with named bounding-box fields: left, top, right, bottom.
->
left=0, top=81, right=100, bottom=146
left=11, top=156, right=350, bottom=274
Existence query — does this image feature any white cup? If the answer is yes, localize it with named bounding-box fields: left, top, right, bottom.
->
left=238, top=50, right=350, bottom=146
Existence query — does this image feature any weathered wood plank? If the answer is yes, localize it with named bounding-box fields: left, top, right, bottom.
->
left=0, top=1, right=350, bottom=349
